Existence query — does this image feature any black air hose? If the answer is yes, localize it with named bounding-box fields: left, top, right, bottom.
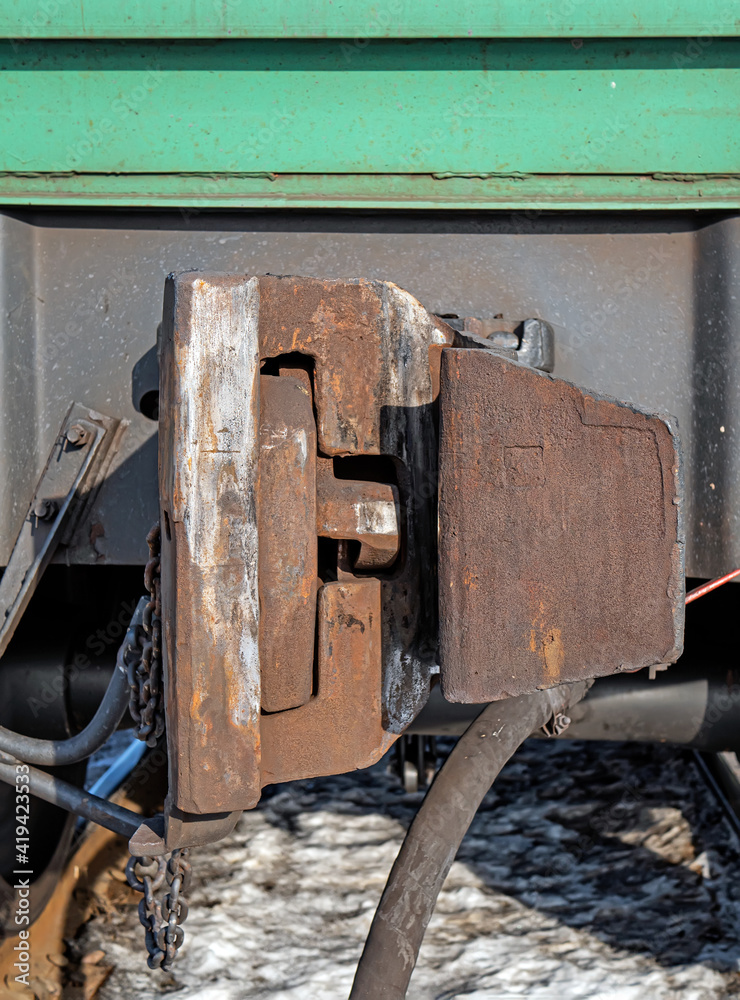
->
left=349, top=682, right=589, bottom=1000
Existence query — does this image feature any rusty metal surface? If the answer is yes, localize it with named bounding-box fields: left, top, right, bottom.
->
left=260, top=580, right=395, bottom=785
left=258, top=375, right=317, bottom=713
left=159, top=273, right=262, bottom=814
left=160, top=272, right=688, bottom=821
left=258, top=275, right=453, bottom=732
left=159, top=273, right=457, bottom=817
left=316, top=458, right=400, bottom=571
left=438, top=348, right=685, bottom=703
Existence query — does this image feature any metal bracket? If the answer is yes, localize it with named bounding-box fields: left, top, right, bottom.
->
left=0, top=403, right=122, bottom=659
left=445, top=315, right=555, bottom=372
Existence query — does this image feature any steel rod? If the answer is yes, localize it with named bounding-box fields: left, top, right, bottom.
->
left=685, top=569, right=740, bottom=604
left=0, top=750, right=143, bottom=838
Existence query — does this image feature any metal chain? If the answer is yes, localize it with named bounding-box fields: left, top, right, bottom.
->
left=125, top=849, right=192, bottom=971
left=126, top=523, right=165, bottom=747
left=123, top=523, right=192, bottom=970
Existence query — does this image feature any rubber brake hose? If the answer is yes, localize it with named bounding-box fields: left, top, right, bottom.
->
left=350, top=682, right=589, bottom=1000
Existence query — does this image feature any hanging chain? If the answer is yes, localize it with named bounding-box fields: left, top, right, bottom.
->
left=124, top=522, right=192, bottom=970
left=125, top=523, right=166, bottom=747
left=125, top=849, right=192, bottom=971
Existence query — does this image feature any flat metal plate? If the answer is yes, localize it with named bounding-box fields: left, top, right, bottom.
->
left=258, top=374, right=317, bottom=713
left=438, top=348, right=685, bottom=702
left=260, top=579, right=395, bottom=786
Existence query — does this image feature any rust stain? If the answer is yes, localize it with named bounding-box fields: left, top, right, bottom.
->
left=542, top=627, right=565, bottom=681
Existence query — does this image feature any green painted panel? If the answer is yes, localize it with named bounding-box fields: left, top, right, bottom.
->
left=3, top=0, right=740, bottom=39
left=1, top=171, right=740, bottom=209
left=1, top=40, right=739, bottom=176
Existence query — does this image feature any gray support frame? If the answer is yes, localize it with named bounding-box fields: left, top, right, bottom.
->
left=0, top=210, right=738, bottom=578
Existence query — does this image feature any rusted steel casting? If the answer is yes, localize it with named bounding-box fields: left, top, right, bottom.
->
left=438, top=348, right=684, bottom=703
left=159, top=274, right=453, bottom=825
left=158, top=272, right=687, bottom=851
left=349, top=682, right=589, bottom=1000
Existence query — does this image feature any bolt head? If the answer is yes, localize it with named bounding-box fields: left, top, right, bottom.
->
left=32, top=498, right=56, bottom=520
left=66, top=424, right=89, bottom=446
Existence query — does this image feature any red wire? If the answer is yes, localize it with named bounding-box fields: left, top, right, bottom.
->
left=685, top=568, right=740, bottom=604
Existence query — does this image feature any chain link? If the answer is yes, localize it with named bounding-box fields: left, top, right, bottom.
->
left=123, top=522, right=191, bottom=970
left=126, top=523, right=165, bottom=747
left=125, top=849, right=192, bottom=971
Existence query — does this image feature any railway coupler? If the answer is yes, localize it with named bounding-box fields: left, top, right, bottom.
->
left=155, top=272, right=684, bottom=850
left=0, top=273, right=686, bottom=976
